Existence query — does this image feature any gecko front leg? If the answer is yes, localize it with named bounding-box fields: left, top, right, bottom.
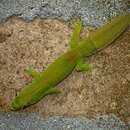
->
left=25, top=66, right=41, bottom=80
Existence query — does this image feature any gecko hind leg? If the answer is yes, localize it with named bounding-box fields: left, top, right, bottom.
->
left=69, top=19, right=96, bottom=72
left=75, top=58, right=96, bottom=71
left=69, top=18, right=83, bottom=49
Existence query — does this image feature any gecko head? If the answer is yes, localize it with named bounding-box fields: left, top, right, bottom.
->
left=10, top=97, right=24, bottom=110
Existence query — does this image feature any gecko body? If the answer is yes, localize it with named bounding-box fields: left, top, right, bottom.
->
left=11, top=13, right=130, bottom=110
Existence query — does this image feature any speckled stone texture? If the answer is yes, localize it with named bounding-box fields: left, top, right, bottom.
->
left=0, top=113, right=129, bottom=130
left=0, top=0, right=129, bottom=26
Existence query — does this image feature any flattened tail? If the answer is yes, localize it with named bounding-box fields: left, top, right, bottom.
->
left=90, top=12, right=130, bottom=51
left=75, top=12, right=130, bottom=58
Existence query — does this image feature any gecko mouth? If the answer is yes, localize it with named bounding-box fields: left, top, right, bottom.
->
left=10, top=99, right=24, bottom=110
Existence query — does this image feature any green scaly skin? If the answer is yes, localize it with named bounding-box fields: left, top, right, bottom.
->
left=10, top=13, right=130, bottom=110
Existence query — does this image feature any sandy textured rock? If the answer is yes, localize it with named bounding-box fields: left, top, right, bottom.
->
left=0, top=18, right=129, bottom=123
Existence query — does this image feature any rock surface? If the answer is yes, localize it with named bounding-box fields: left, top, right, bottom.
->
left=0, top=113, right=129, bottom=130
left=0, top=0, right=129, bottom=26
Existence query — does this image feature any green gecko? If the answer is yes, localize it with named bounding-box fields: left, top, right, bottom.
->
left=10, top=12, right=130, bottom=110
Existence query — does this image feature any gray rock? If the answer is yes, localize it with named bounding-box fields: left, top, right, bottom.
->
left=0, top=0, right=129, bottom=26
left=0, top=112, right=129, bottom=130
